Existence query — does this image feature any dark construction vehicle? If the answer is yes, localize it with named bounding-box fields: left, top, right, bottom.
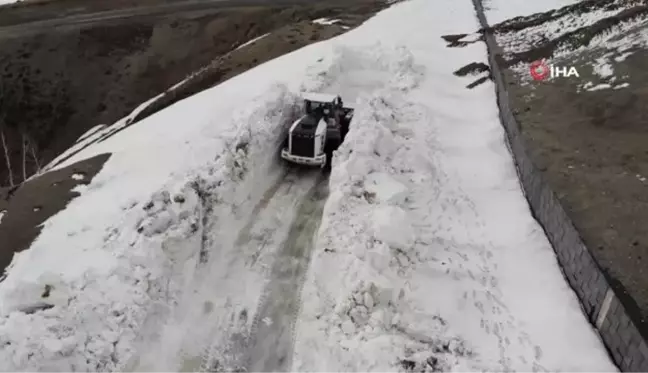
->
left=281, top=92, right=353, bottom=168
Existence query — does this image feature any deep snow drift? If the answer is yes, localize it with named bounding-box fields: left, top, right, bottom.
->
left=0, top=0, right=618, bottom=371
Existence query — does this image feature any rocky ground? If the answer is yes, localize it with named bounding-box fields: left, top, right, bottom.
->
left=490, top=0, right=648, bottom=328
left=0, top=0, right=386, bottom=275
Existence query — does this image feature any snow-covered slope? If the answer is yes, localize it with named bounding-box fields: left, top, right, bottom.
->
left=0, top=0, right=618, bottom=371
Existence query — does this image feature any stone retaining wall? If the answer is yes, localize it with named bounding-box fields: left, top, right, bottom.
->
left=470, top=0, right=648, bottom=370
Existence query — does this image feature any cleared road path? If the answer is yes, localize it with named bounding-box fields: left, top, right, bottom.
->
left=243, top=172, right=329, bottom=372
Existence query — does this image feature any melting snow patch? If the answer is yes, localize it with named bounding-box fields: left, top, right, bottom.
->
left=76, top=125, right=106, bottom=143
left=313, top=18, right=341, bottom=25
left=587, top=83, right=612, bottom=91
left=486, top=0, right=584, bottom=24
left=592, top=56, right=614, bottom=79
left=0, top=210, right=5, bottom=224
left=614, top=51, right=634, bottom=62
left=461, top=33, right=482, bottom=43
left=235, top=33, right=270, bottom=50
left=557, top=17, right=648, bottom=59
left=614, top=82, right=630, bottom=89
left=71, top=173, right=85, bottom=181
left=495, top=7, right=622, bottom=55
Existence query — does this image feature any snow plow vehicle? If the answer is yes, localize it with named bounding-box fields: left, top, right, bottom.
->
left=281, top=93, right=353, bottom=168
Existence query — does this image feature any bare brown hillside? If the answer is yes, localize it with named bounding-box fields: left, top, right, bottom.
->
left=0, top=0, right=385, bottom=188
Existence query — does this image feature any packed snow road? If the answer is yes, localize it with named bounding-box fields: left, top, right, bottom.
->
left=188, top=167, right=329, bottom=373
left=131, top=165, right=328, bottom=372
left=242, top=172, right=328, bottom=372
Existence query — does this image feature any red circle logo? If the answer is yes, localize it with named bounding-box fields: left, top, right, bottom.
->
left=530, top=60, right=550, bottom=81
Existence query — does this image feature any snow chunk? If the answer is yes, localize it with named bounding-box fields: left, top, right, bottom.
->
left=372, top=205, right=415, bottom=250
left=71, top=173, right=85, bottom=181
left=364, top=172, right=408, bottom=205
left=0, top=209, right=5, bottom=224
left=1, top=273, right=72, bottom=314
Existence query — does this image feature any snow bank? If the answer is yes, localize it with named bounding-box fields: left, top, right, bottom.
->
left=0, top=85, right=303, bottom=371
left=293, top=0, right=617, bottom=371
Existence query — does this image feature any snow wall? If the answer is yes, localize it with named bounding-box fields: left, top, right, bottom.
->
left=471, top=0, right=648, bottom=371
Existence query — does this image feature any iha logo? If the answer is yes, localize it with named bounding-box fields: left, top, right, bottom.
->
left=530, top=60, right=579, bottom=81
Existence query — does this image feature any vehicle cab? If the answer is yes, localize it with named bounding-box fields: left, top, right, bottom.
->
left=281, top=93, right=342, bottom=168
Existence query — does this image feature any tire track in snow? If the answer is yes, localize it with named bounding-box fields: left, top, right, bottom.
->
left=128, top=166, right=317, bottom=372
left=242, top=171, right=329, bottom=372
left=189, top=167, right=325, bottom=372
left=232, top=166, right=310, bottom=256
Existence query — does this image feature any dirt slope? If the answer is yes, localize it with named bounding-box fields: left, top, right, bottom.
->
left=0, top=0, right=384, bottom=186
left=491, top=1, right=648, bottom=327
